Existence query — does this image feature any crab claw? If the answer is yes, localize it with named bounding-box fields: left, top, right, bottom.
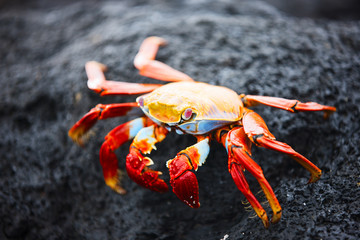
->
left=168, top=154, right=200, bottom=208
left=167, top=138, right=210, bottom=208
left=126, top=147, right=168, bottom=192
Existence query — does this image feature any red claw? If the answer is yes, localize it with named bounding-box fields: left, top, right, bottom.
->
left=125, top=148, right=168, bottom=193
left=168, top=154, right=200, bottom=208
left=171, top=171, right=200, bottom=208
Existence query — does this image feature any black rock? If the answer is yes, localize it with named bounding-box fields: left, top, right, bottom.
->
left=1, top=0, right=359, bottom=239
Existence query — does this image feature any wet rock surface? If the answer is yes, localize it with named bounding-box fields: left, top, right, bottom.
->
left=1, top=0, right=359, bottom=239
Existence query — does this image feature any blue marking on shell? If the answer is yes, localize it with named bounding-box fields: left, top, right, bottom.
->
left=178, top=120, right=233, bottom=135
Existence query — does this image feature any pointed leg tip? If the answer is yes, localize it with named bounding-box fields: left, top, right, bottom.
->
left=105, top=177, right=127, bottom=195
left=86, top=61, right=108, bottom=71
left=147, top=36, right=167, bottom=45
left=263, top=220, right=270, bottom=229
left=114, top=186, right=127, bottom=195
left=68, top=129, right=85, bottom=147
left=258, top=211, right=270, bottom=228
left=271, top=210, right=282, bottom=225
left=253, top=208, right=269, bottom=228
left=308, top=172, right=322, bottom=184
left=68, top=127, right=79, bottom=140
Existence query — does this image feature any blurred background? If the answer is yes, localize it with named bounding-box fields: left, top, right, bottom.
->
left=1, top=0, right=360, bottom=20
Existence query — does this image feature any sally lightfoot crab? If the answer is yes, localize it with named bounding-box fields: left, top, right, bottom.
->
left=69, top=36, right=336, bottom=228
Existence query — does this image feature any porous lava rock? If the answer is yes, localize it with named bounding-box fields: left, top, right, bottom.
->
left=0, top=0, right=359, bottom=239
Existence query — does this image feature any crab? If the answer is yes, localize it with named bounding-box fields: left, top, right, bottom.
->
left=68, top=36, right=336, bottom=228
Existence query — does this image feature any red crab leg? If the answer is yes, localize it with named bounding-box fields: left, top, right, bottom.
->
left=126, top=124, right=169, bottom=192
left=86, top=61, right=162, bottom=96
left=99, top=117, right=150, bottom=194
left=133, top=36, right=194, bottom=82
left=68, top=102, right=139, bottom=146
left=166, top=137, right=210, bottom=208
left=242, top=109, right=322, bottom=183
left=241, top=95, right=336, bottom=118
left=225, top=127, right=282, bottom=227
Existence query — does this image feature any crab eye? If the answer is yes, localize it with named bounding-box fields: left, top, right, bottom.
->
left=138, top=97, right=144, bottom=107
left=182, top=108, right=193, bottom=120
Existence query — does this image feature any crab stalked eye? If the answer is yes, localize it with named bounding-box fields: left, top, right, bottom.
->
left=182, top=108, right=193, bottom=120
left=138, top=97, right=144, bottom=107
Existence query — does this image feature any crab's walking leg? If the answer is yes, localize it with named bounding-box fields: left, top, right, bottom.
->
left=224, top=127, right=283, bottom=227
left=85, top=61, right=162, bottom=96
left=126, top=124, right=169, bottom=192
left=134, top=36, right=194, bottom=82
left=242, top=95, right=336, bottom=118
left=166, top=137, right=210, bottom=208
left=214, top=127, right=277, bottom=227
left=100, top=117, right=150, bottom=194
left=68, top=102, right=139, bottom=146
left=243, top=109, right=322, bottom=183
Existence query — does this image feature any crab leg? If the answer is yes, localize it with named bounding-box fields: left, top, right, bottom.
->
left=242, top=95, right=336, bottom=118
left=242, top=109, right=322, bottom=183
left=224, top=127, right=282, bottom=227
left=134, top=36, right=194, bottom=82
left=99, top=117, right=150, bottom=194
left=86, top=61, right=162, bottom=95
left=68, top=102, right=139, bottom=146
left=126, top=124, right=169, bottom=192
left=166, top=137, right=210, bottom=208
